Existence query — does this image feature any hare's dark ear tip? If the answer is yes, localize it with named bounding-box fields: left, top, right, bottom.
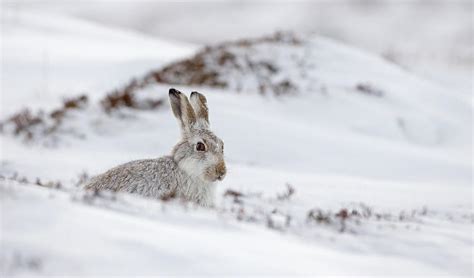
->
left=169, top=88, right=181, bottom=97
left=191, top=91, right=206, bottom=100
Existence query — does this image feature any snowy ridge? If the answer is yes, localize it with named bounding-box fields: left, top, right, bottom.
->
left=1, top=9, right=198, bottom=118
left=2, top=9, right=196, bottom=63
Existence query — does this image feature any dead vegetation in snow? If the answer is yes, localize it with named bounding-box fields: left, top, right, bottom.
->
left=218, top=184, right=466, bottom=234
left=141, top=32, right=304, bottom=95
left=0, top=81, right=165, bottom=144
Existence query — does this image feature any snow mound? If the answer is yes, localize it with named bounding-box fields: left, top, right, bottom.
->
left=109, top=33, right=469, bottom=149
left=146, top=32, right=304, bottom=95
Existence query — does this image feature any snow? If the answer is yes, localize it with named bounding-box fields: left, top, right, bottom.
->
left=1, top=8, right=472, bottom=277
left=12, top=0, right=472, bottom=95
left=1, top=9, right=197, bottom=118
left=2, top=179, right=471, bottom=276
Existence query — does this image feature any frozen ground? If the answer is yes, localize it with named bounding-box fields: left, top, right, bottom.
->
left=1, top=9, right=473, bottom=276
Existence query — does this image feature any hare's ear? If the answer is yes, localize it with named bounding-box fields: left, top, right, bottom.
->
left=190, top=91, right=209, bottom=129
left=169, top=88, right=196, bottom=134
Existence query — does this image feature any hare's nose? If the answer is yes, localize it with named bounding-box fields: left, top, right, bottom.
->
left=217, top=172, right=226, bottom=181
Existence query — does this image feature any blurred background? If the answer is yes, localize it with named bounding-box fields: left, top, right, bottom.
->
left=4, top=0, right=473, bottom=93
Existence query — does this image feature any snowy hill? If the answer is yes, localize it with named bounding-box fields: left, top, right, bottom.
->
left=1, top=10, right=472, bottom=276
left=140, top=31, right=470, bottom=148
left=1, top=9, right=197, bottom=118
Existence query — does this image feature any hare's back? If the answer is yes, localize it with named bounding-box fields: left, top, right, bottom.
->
left=85, top=157, right=178, bottom=199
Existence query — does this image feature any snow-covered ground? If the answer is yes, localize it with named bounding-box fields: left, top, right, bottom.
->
left=1, top=8, right=472, bottom=277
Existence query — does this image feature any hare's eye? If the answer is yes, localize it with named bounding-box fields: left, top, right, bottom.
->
left=196, top=142, right=206, bottom=152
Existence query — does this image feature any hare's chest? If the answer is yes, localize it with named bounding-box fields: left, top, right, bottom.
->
left=176, top=177, right=215, bottom=207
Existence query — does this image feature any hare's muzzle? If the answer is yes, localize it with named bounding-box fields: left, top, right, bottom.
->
left=215, top=161, right=227, bottom=181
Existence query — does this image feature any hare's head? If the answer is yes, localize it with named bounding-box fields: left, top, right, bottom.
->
left=169, top=88, right=226, bottom=183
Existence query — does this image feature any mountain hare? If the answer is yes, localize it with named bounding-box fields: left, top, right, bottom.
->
left=84, top=88, right=226, bottom=207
